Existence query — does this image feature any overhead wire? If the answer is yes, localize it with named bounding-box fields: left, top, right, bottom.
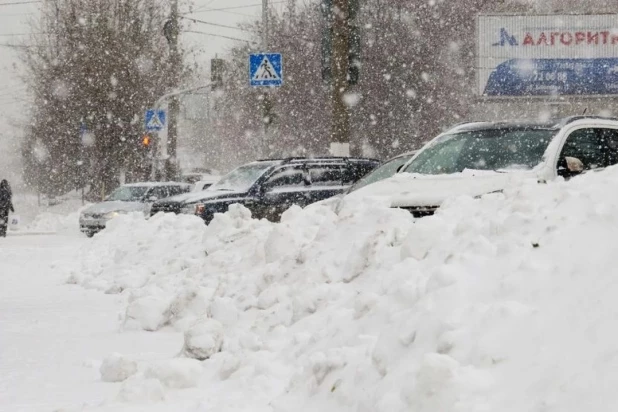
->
left=190, top=0, right=218, bottom=14
left=0, top=42, right=35, bottom=48
left=181, top=16, right=254, bottom=33
left=182, top=30, right=253, bottom=43
left=181, top=1, right=286, bottom=16
left=0, top=32, right=46, bottom=36
left=0, top=0, right=41, bottom=5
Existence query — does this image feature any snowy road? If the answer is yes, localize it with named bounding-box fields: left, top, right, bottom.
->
left=0, top=234, right=183, bottom=412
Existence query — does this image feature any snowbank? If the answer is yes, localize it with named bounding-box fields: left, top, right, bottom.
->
left=24, top=211, right=80, bottom=234
left=11, top=189, right=88, bottom=229
left=100, top=353, right=137, bottom=382
left=69, top=167, right=618, bottom=411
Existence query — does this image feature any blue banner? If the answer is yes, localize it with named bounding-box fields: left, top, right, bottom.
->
left=484, top=58, right=618, bottom=96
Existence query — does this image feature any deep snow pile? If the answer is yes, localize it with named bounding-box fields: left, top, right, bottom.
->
left=68, top=167, right=618, bottom=411
left=24, top=211, right=81, bottom=234
left=11, top=189, right=88, bottom=229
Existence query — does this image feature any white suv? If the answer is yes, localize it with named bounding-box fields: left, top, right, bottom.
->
left=344, top=116, right=618, bottom=217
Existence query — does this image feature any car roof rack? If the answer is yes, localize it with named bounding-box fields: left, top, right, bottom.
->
left=447, top=116, right=618, bottom=133
left=555, top=115, right=618, bottom=127
left=255, top=156, right=379, bottom=163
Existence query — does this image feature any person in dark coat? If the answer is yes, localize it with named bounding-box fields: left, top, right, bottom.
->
left=0, top=179, right=14, bottom=237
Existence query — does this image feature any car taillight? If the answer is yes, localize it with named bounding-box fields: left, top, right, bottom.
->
left=195, top=204, right=205, bottom=215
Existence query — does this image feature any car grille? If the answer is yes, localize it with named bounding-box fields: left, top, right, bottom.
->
left=398, top=205, right=438, bottom=218
left=150, top=203, right=182, bottom=216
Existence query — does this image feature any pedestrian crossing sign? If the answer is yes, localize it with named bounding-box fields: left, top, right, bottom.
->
left=250, top=53, right=283, bottom=87
left=145, top=109, right=166, bottom=132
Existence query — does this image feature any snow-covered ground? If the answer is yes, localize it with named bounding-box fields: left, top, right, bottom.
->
left=9, top=189, right=88, bottom=234
left=0, top=234, right=182, bottom=412
left=5, top=167, right=618, bottom=411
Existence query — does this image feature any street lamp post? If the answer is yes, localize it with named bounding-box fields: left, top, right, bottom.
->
left=261, top=0, right=272, bottom=158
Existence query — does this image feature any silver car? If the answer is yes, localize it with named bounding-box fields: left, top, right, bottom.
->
left=79, top=182, right=191, bottom=237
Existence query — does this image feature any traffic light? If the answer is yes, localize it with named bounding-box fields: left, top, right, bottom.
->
left=211, top=58, right=225, bottom=91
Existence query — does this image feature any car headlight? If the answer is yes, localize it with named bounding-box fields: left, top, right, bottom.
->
left=103, top=211, right=126, bottom=219
left=180, top=204, right=197, bottom=215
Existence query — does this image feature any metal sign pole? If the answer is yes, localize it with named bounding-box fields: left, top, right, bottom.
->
left=262, top=0, right=270, bottom=159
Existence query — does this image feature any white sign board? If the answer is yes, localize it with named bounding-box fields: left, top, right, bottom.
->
left=478, top=14, right=618, bottom=97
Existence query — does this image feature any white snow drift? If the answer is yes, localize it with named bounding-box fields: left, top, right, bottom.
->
left=67, top=166, right=618, bottom=411
left=100, top=353, right=138, bottom=383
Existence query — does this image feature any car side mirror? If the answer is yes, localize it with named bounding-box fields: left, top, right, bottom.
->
left=558, top=156, right=584, bottom=177
left=565, top=157, right=584, bottom=173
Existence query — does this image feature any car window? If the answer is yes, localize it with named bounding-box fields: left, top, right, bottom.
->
left=265, top=167, right=309, bottom=191
left=106, top=186, right=149, bottom=202
left=560, top=128, right=605, bottom=170
left=344, top=162, right=378, bottom=184
left=599, top=128, right=618, bottom=167
left=148, top=186, right=169, bottom=200
left=167, top=186, right=184, bottom=196
left=210, top=161, right=278, bottom=192
left=405, top=128, right=555, bottom=174
left=309, top=165, right=345, bottom=187
left=349, top=155, right=413, bottom=193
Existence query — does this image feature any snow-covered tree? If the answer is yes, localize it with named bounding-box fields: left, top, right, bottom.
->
left=205, top=0, right=490, bottom=163
left=21, top=0, right=191, bottom=196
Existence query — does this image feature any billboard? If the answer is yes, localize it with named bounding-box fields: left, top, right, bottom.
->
left=478, top=14, right=618, bottom=97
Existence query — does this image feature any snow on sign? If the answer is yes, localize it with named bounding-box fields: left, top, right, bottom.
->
left=249, top=53, right=283, bottom=87
left=478, top=14, right=618, bottom=96
left=145, top=109, right=166, bottom=132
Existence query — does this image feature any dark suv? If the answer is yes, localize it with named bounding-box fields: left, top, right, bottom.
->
left=151, top=157, right=379, bottom=223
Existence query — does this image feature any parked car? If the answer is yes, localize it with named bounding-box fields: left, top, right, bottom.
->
left=152, top=157, right=379, bottom=222
left=79, top=182, right=192, bottom=237
left=344, top=116, right=618, bottom=217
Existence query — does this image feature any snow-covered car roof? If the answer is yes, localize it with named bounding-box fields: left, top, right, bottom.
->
left=123, top=181, right=191, bottom=188
left=195, top=175, right=221, bottom=184
left=445, top=116, right=618, bottom=135
left=446, top=121, right=559, bottom=134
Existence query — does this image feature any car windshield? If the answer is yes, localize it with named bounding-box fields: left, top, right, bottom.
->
left=210, top=162, right=277, bottom=192
left=349, top=153, right=415, bottom=193
left=403, top=128, right=556, bottom=175
left=106, top=186, right=149, bottom=202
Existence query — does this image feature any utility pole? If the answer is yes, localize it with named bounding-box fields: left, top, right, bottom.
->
left=330, top=0, right=350, bottom=157
left=261, top=0, right=272, bottom=158
left=164, top=0, right=181, bottom=180
left=262, top=0, right=269, bottom=47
